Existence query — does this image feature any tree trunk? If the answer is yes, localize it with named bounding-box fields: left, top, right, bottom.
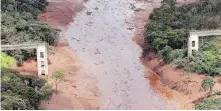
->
left=55, top=83, right=58, bottom=93
left=210, top=87, right=212, bottom=93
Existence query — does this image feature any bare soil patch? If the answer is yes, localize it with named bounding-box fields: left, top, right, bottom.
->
left=38, top=0, right=86, bottom=29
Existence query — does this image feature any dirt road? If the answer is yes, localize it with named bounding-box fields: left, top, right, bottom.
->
left=63, top=0, right=178, bottom=109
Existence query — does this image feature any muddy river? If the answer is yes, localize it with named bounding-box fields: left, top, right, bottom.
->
left=63, top=0, right=177, bottom=109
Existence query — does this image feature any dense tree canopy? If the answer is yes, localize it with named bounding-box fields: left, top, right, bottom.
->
left=1, top=68, right=52, bottom=110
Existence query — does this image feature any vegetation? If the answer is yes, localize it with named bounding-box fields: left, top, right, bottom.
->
left=1, top=68, right=52, bottom=110
left=1, top=52, right=15, bottom=68
left=1, top=0, right=59, bottom=61
left=201, top=76, right=215, bottom=92
left=195, top=98, right=221, bottom=110
left=144, top=0, right=221, bottom=75
left=51, top=70, right=65, bottom=92
left=173, top=37, right=221, bottom=75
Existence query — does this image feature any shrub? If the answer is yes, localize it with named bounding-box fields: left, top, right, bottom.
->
left=201, top=76, right=215, bottom=92
left=51, top=69, right=65, bottom=92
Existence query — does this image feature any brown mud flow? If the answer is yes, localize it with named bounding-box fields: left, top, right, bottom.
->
left=63, top=0, right=178, bottom=109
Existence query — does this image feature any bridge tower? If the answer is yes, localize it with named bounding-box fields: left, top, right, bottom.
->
left=1, top=43, right=48, bottom=76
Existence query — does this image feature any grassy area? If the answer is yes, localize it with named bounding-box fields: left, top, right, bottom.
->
left=1, top=52, right=15, bottom=68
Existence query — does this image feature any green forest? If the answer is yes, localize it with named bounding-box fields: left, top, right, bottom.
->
left=1, top=0, right=55, bottom=109
left=144, top=0, right=221, bottom=76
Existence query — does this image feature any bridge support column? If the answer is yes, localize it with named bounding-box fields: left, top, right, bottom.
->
left=188, top=34, right=199, bottom=56
left=37, top=44, right=48, bottom=76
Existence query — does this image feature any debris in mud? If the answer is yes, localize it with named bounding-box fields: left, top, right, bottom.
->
left=85, top=21, right=94, bottom=26
left=71, top=38, right=81, bottom=42
left=95, top=61, right=104, bottom=65
left=132, top=3, right=146, bottom=12
left=86, top=11, right=92, bottom=15
left=55, top=40, right=69, bottom=47
left=129, top=3, right=136, bottom=10
left=95, top=7, right=99, bottom=10
left=82, top=48, right=86, bottom=52
left=97, top=39, right=104, bottom=42
left=72, top=85, right=77, bottom=88
left=127, top=27, right=134, bottom=30
left=94, top=48, right=101, bottom=54
left=133, top=8, right=145, bottom=12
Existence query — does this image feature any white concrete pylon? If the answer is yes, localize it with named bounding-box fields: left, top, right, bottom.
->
left=37, top=44, right=48, bottom=76
left=188, top=33, right=199, bottom=56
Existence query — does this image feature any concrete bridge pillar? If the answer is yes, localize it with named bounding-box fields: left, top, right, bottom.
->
left=37, top=44, right=48, bottom=76
left=188, top=34, right=199, bottom=56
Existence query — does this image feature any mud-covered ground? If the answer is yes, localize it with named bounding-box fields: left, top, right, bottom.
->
left=38, top=0, right=86, bottom=29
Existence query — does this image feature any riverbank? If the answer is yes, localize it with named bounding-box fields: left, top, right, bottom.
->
left=132, top=0, right=221, bottom=109
left=37, top=0, right=101, bottom=109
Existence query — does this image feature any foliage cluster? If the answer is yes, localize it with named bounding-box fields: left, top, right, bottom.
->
left=201, top=76, right=215, bottom=92
left=1, top=68, right=52, bottom=110
left=144, top=0, right=221, bottom=75
left=51, top=69, right=65, bottom=92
